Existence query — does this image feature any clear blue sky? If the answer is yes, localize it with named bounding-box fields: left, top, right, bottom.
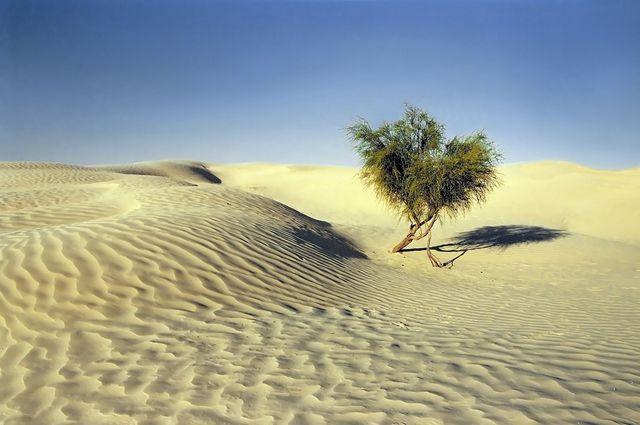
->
left=2, top=0, right=639, bottom=169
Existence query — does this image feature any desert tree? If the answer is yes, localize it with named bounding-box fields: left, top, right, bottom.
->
left=348, top=105, right=502, bottom=267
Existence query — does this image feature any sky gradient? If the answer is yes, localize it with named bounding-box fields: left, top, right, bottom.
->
left=2, top=0, right=639, bottom=169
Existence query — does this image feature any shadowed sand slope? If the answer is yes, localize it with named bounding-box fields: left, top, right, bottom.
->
left=0, top=160, right=639, bottom=424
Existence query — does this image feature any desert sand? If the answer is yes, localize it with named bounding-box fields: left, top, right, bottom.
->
left=0, top=159, right=638, bottom=424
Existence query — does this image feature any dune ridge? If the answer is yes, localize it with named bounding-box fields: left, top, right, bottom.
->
left=0, top=160, right=638, bottom=424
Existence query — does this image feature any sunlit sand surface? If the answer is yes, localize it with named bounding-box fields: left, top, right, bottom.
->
left=1, top=160, right=638, bottom=424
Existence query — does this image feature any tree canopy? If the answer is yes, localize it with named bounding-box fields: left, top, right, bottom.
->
left=348, top=105, right=502, bottom=266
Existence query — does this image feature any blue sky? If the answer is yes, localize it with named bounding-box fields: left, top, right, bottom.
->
left=2, top=0, right=639, bottom=168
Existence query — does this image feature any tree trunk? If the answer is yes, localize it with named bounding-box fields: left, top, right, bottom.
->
left=425, top=232, right=443, bottom=267
left=390, top=219, right=422, bottom=253
left=390, top=213, right=438, bottom=254
left=391, top=231, right=417, bottom=253
left=389, top=211, right=446, bottom=267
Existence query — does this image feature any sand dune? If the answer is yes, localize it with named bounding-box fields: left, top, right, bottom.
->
left=0, top=160, right=638, bottom=424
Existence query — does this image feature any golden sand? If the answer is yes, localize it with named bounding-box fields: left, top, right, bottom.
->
left=0, top=160, right=638, bottom=424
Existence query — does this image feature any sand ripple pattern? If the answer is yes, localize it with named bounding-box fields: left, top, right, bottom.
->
left=0, top=162, right=638, bottom=424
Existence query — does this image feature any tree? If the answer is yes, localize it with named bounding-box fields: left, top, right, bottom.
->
left=348, top=105, right=502, bottom=267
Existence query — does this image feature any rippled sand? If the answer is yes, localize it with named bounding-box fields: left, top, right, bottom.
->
left=0, top=160, right=638, bottom=424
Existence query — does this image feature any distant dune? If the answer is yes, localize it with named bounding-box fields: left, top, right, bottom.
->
left=214, top=160, right=640, bottom=246
left=0, top=160, right=638, bottom=424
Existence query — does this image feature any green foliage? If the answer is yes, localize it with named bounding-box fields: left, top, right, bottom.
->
left=348, top=105, right=502, bottom=224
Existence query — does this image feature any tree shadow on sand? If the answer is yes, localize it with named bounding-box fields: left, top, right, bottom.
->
left=401, top=225, right=568, bottom=267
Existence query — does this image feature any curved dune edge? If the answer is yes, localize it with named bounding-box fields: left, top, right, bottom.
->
left=0, top=160, right=638, bottom=424
left=96, top=160, right=222, bottom=185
